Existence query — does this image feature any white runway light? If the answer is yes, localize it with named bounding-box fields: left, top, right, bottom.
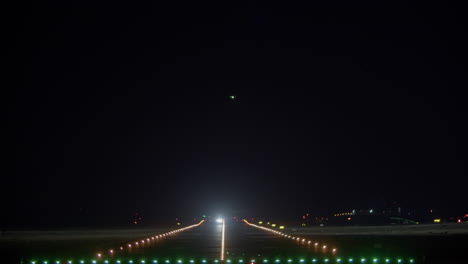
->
left=216, top=218, right=224, bottom=224
left=96, top=220, right=205, bottom=259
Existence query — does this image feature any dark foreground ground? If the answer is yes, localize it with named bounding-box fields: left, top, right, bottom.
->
left=1, top=222, right=467, bottom=264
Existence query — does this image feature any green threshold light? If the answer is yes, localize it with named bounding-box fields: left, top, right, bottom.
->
left=29, top=258, right=417, bottom=264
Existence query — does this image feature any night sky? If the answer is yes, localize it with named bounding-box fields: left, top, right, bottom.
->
left=8, top=1, right=467, bottom=227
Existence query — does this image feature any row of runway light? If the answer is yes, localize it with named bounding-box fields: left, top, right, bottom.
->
left=29, top=257, right=416, bottom=264
left=96, top=220, right=205, bottom=259
left=242, top=220, right=338, bottom=254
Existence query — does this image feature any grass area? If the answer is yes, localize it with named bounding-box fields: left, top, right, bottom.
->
left=1, top=226, right=467, bottom=264
left=288, top=223, right=468, bottom=235
left=294, top=235, right=468, bottom=264
left=0, top=228, right=174, bottom=263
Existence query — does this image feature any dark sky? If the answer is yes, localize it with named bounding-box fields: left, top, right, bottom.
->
left=8, top=1, right=468, bottom=226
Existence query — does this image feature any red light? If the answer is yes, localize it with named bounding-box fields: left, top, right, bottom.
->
left=458, top=219, right=462, bottom=223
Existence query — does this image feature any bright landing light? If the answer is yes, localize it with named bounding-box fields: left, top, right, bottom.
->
left=216, top=218, right=224, bottom=224
left=220, top=218, right=225, bottom=261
